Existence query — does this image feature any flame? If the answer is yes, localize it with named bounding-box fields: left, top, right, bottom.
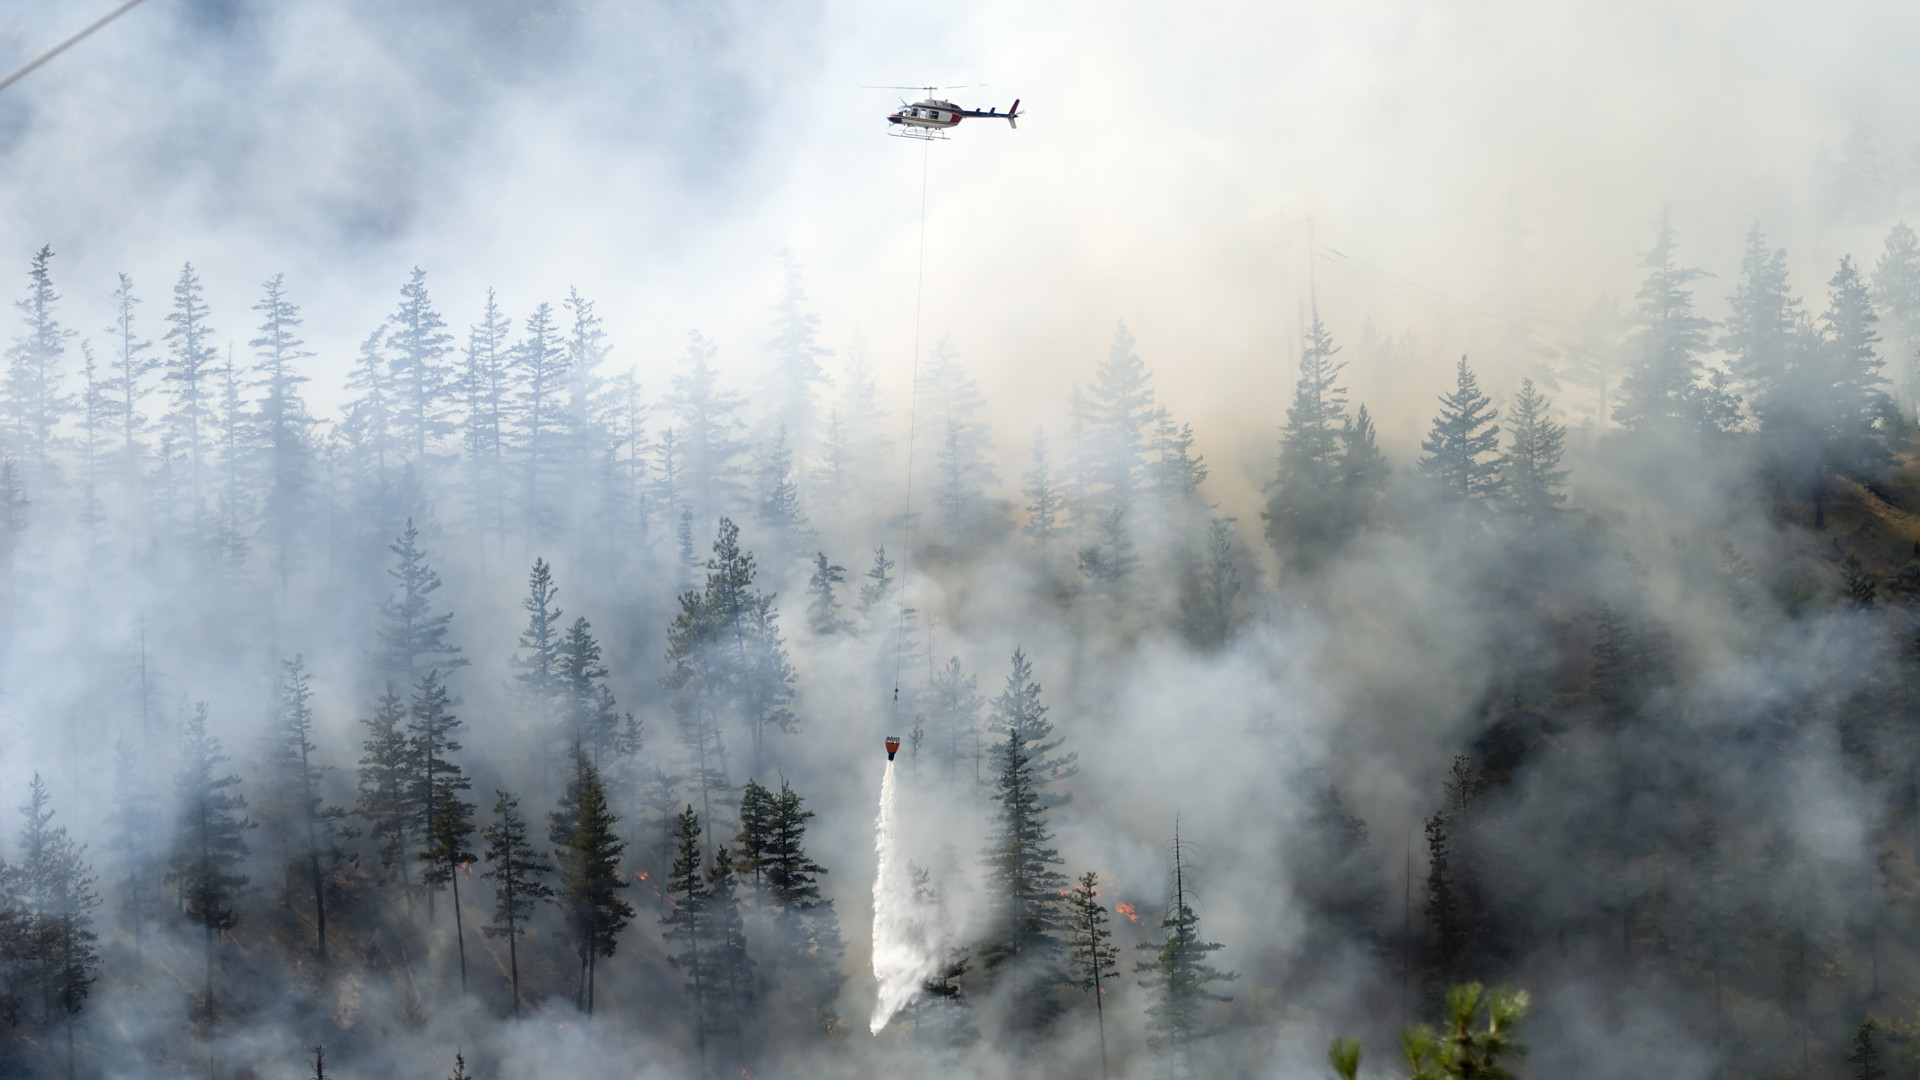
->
left=461, top=861, right=473, bottom=880
left=634, top=871, right=648, bottom=880
left=1115, top=902, right=1139, bottom=923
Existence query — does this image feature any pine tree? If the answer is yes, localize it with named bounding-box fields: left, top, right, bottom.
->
left=377, top=519, right=467, bottom=685
left=1724, top=223, right=1808, bottom=426
left=1501, top=379, right=1567, bottom=523
left=480, top=790, right=553, bottom=1016
left=514, top=301, right=572, bottom=539
left=926, top=656, right=985, bottom=784
left=460, top=288, right=513, bottom=543
left=382, top=268, right=455, bottom=462
left=104, top=273, right=157, bottom=479
left=162, top=262, right=219, bottom=514
left=1817, top=255, right=1895, bottom=485
left=664, top=804, right=718, bottom=1060
left=1135, top=828, right=1235, bottom=1068
left=1179, top=517, right=1242, bottom=650
left=756, top=425, right=809, bottom=563
left=339, top=328, right=399, bottom=523
left=1423, top=757, right=1487, bottom=993
left=355, top=686, right=416, bottom=886
left=559, top=616, right=623, bottom=766
left=1337, top=404, right=1388, bottom=535
left=107, top=677, right=168, bottom=972
left=1875, top=222, right=1920, bottom=415
left=904, top=865, right=977, bottom=1048
left=1264, top=306, right=1349, bottom=562
left=1418, top=358, right=1502, bottom=510
left=805, top=552, right=850, bottom=635
left=751, top=780, right=842, bottom=1032
left=0, top=456, right=26, bottom=575
left=1065, top=871, right=1120, bottom=1079
left=1340, top=982, right=1529, bottom=1080
left=0, top=858, right=24, bottom=1042
left=1848, top=1017, right=1886, bottom=1080
left=409, top=670, right=469, bottom=927
left=668, top=331, right=747, bottom=528
left=4, top=245, right=75, bottom=480
left=981, top=727, right=1068, bottom=1028
left=922, top=337, right=998, bottom=539
left=817, top=340, right=891, bottom=528
left=1589, top=603, right=1672, bottom=726
left=421, top=769, right=476, bottom=990
left=210, top=347, right=252, bottom=562
left=767, top=250, right=832, bottom=456
left=601, top=365, right=652, bottom=546
left=248, top=274, right=316, bottom=585
left=665, top=583, right=732, bottom=846
left=732, top=780, right=776, bottom=890
left=1082, top=323, right=1166, bottom=516
left=167, top=705, right=252, bottom=1024
left=264, top=657, right=350, bottom=963
left=17, top=775, right=100, bottom=1075
left=550, top=747, right=634, bottom=1014
left=664, top=519, right=797, bottom=782
left=987, top=648, right=1076, bottom=803
left=1077, top=507, right=1141, bottom=604
left=1615, top=210, right=1716, bottom=433
left=511, top=557, right=565, bottom=732
left=673, top=500, right=700, bottom=592
left=560, top=286, right=612, bottom=532
left=857, top=544, right=896, bottom=623
left=76, top=343, right=108, bottom=546
left=705, top=846, right=754, bottom=1044
left=1153, top=416, right=1210, bottom=541
left=1023, top=428, right=1067, bottom=563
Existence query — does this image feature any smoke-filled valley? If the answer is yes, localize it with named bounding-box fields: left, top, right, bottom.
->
left=10, top=3, right=1920, bottom=1079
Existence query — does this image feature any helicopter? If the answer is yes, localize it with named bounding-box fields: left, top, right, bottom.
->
left=869, top=85, right=1020, bottom=140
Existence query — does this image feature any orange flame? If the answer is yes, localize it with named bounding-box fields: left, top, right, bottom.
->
left=1115, top=902, right=1138, bottom=923
left=634, top=871, right=648, bottom=880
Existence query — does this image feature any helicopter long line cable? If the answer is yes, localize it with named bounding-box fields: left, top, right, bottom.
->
left=892, top=136, right=931, bottom=712
left=0, top=0, right=152, bottom=96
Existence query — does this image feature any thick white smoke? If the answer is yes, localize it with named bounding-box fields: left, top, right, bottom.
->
left=868, top=760, right=942, bottom=1034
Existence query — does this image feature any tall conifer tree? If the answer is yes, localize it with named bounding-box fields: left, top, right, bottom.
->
left=1264, top=307, right=1348, bottom=561
left=481, top=791, right=553, bottom=1016
left=1501, top=379, right=1567, bottom=523
left=249, top=274, right=316, bottom=585
left=4, top=246, right=74, bottom=480
left=167, top=706, right=252, bottom=1024
left=1418, top=358, right=1502, bottom=510
left=1614, top=210, right=1715, bottom=433
left=162, top=262, right=218, bottom=515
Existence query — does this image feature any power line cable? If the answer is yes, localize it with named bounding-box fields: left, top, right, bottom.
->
left=0, top=0, right=153, bottom=96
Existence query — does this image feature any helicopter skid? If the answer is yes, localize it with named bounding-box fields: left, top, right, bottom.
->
left=887, top=127, right=951, bottom=141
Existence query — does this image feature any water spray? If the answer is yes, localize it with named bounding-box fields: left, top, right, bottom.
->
left=869, top=748, right=940, bottom=1033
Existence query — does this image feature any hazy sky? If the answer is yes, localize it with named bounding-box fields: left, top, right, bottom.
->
left=2, top=0, right=1915, bottom=513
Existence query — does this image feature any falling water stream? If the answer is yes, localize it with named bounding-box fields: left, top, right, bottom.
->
left=869, top=759, right=940, bottom=1033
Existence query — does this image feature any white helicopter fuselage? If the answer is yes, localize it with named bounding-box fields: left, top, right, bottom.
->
left=888, top=99, right=962, bottom=130
left=884, top=97, right=1017, bottom=138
